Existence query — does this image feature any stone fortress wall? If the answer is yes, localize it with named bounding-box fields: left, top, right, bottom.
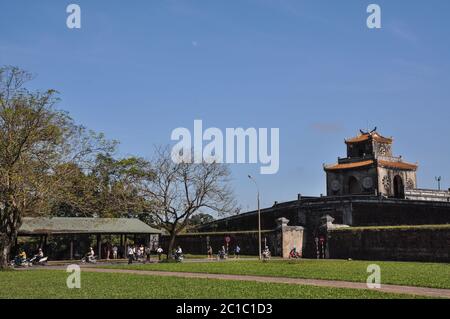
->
left=327, top=225, right=450, bottom=262
left=176, top=131, right=450, bottom=262
left=405, top=188, right=450, bottom=202
left=177, top=195, right=450, bottom=261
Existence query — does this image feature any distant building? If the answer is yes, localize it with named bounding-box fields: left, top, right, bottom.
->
left=165, top=130, right=450, bottom=262
left=324, top=130, right=417, bottom=198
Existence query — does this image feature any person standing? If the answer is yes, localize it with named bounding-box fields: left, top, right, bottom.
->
left=127, top=246, right=134, bottom=264
left=112, top=245, right=118, bottom=259
left=139, top=245, right=145, bottom=261
left=133, top=245, right=138, bottom=260
left=235, top=245, right=241, bottom=259
left=156, top=246, right=163, bottom=261
left=145, top=246, right=151, bottom=263
left=207, top=246, right=213, bottom=260
left=106, top=242, right=111, bottom=260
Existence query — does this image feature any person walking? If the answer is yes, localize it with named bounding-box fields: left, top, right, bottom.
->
left=207, top=246, right=213, bottom=260
left=127, top=246, right=134, bottom=264
left=139, top=245, right=145, bottom=261
left=235, top=245, right=241, bottom=259
left=156, top=246, right=163, bottom=261
left=106, top=242, right=111, bottom=260
left=145, top=246, right=151, bottom=263
left=112, top=245, right=118, bottom=259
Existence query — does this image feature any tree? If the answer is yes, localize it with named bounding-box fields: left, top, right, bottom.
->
left=0, top=66, right=113, bottom=269
left=52, top=154, right=154, bottom=218
left=186, top=213, right=215, bottom=232
left=144, top=147, right=236, bottom=258
left=87, top=154, right=153, bottom=217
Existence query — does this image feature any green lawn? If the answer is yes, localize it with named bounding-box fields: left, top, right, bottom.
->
left=105, top=259, right=450, bottom=289
left=150, top=253, right=255, bottom=260
left=0, top=270, right=422, bottom=299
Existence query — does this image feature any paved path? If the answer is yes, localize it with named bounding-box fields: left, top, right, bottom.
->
left=76, top=266, right=450, bottom=299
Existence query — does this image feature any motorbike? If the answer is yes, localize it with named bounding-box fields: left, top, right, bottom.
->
left=29, top=255, right=48, bottom=266
left=81, top=255, right=97, bottom=264
left=217, top=250, right=226, bottom=260
left=10, top=257, right=31, bottom=268
left=173, top=252, right=184, bottom=262
left=289, top=250, right=301, bottom=259
left=262, top=250, right=271, bottom=262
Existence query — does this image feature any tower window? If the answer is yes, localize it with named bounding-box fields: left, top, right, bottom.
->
left=348, top=176, right=360, bottom=195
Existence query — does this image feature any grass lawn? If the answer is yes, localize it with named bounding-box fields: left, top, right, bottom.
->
left=150, top=253, right=255, bottom=260
left=0, top=270, right=423, bottom=299
left=105, top=259, right=450, bottom=289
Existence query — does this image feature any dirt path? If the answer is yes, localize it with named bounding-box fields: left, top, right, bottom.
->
left=75, top=266, right=450, bottom=298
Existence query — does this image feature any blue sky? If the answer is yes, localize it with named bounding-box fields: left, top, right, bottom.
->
left=1, top=0, right=450, bottom=212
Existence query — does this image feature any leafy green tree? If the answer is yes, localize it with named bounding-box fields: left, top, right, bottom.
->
left=185, top=213, right=215, bottom=232
left=0, top=66, right=113, bottom=269
left=52, top=154, right=155, bottom=218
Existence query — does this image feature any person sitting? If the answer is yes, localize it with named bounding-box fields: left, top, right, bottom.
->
left=262, top=246, right=271, bottom=260
left=289, top=247, right=301, bottom=259
left=20, top=250, right=27, bottom=260
left=32, top=248, right=44, bottom=263
left=15, top=249, right=27, bottom=265
left=87, top=247, right=95, bottom=262
left=175, top=246, right=183, bottom=259
left=290, top=247, right=302, bottom=258
left=218, top=247, right=226, bottom=260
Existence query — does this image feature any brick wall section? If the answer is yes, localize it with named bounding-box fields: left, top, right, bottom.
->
left=327, top=225, right=450, bottom=262
left=280, top=226, right=304, bottom=258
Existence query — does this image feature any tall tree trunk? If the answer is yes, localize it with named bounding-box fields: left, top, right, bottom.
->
left=0, top=234, right=12, bottom=270
left=167, top=231, right=177, bottom=260
left=0, top=203, right=21, bottom=270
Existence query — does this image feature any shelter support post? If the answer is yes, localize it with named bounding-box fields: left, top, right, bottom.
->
left=97, top=234, right=101, bottom=259
left=70, top=238, right=74, bottom=260
left=122, top=235, right=126, bottom=258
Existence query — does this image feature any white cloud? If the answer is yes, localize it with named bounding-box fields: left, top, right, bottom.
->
left=389, top=21, right=418, bottom=44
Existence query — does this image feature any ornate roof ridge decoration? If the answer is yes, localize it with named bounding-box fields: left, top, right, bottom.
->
left=377, top=159, right=418, bottom=171
left=345, top=131, right=393, bottom=144
left=324, top=158, right=418, bottom=171
left=324, top=159, right=375, bottom=171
